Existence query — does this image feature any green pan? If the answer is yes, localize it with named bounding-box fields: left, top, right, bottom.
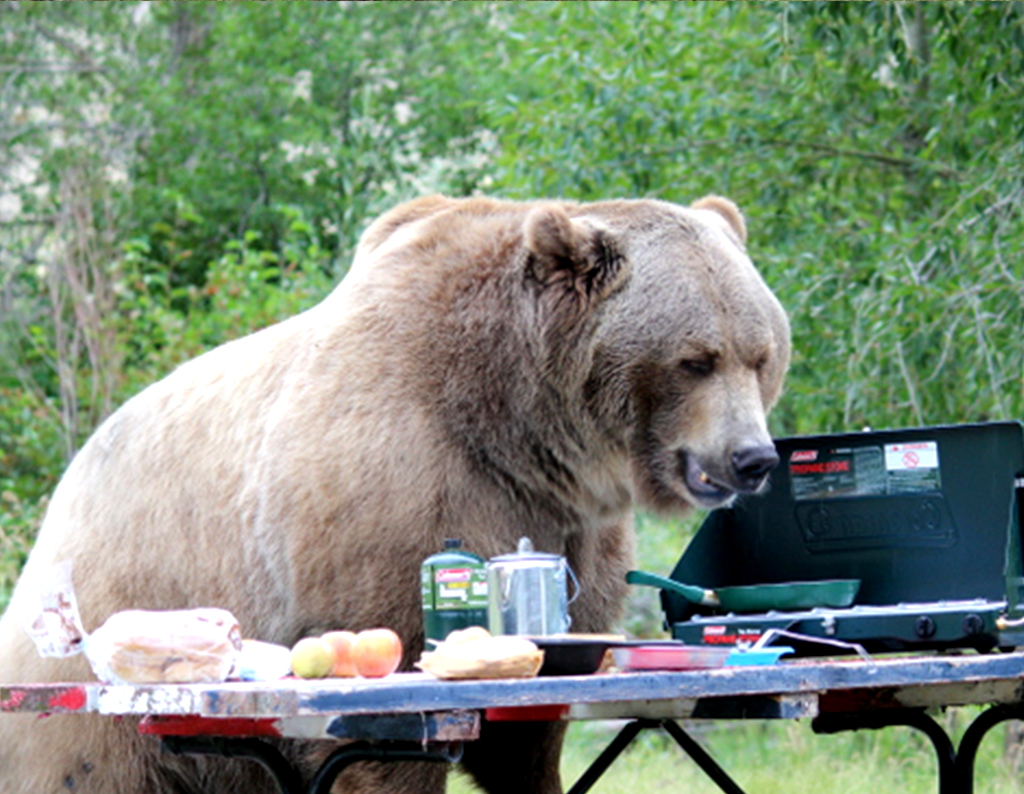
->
left=626, top=570, right=861, bottom=613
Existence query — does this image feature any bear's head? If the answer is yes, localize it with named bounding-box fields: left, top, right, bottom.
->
left=519, top=195, right=790, bottom=512
left=351, top=194, right=790, bottom=517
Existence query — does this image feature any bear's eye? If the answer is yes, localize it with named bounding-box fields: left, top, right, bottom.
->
left=755, top=356, right=769, bottom=374
left=680, top=356, right=715, bottom=377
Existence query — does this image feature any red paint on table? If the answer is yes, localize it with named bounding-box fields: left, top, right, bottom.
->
left=484, top=704, right=569, bottom=722
left=48, top=687, right=87, bottom=711
left=1, top=685, right=88, bottom=713
left=0, top=688, right=27, bottom=711
left=139, top=715, right=283, bottom=737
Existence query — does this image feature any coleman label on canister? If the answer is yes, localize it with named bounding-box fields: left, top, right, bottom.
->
left=432, top=566, right=488, bottom=610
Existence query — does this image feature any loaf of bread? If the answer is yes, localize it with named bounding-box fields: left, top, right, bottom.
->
left=417, top=634, right=544, bottom=680
left=84, top=608, right=242, bottom=684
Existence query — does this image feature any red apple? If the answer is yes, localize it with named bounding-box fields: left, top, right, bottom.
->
left=352, top=628, right=403, bottom=678
left=321, top=630, right=359, bottom=678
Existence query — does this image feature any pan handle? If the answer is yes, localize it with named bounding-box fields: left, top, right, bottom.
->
left=625, top=570, right=720, bottom=607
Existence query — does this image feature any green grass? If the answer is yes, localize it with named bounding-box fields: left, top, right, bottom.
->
left=447, top=712, right=1024, bottom=793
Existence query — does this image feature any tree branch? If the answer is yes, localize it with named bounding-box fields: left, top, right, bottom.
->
left=617, top=136, right=960, bottom=180
left=29, top=20, right=101, bottom=70
left=756, top=138, right=958, bottom=179
left=27, top=18, right=117, bottom=92
left=0, top=64, right=104, bottom=74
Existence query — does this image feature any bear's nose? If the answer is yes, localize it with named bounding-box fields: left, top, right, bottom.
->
left=731, top=443, right=780, bottom=491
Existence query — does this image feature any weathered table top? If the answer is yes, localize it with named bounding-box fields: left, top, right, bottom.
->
left=6, top=652, right=1024, bottom=794
left=4, top=651, right=1024, bottom=721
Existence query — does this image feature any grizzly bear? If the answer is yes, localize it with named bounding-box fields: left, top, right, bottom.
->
left=0, top=194, right=790, bottom=793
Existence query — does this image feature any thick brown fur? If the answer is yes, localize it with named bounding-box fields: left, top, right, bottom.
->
left=0, top=195, right=790, bottom=793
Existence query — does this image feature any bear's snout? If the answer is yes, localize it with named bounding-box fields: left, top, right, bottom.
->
left=731, top=443, right=780, bottom=492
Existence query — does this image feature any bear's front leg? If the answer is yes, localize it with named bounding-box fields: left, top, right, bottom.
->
left=460, top=720, right=567, bottom=794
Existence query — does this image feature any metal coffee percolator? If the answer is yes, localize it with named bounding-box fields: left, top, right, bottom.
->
left=486, top=537, right=578, bottom=636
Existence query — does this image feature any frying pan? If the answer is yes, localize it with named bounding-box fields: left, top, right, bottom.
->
left=626, top=570, right=861, bottom=613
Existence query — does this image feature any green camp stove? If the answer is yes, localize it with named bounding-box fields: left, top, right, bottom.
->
left=652, top=422, right=1024, bottom=655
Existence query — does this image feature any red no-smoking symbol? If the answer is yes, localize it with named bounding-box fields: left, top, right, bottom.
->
left=902, top=450, right=920, bottom=468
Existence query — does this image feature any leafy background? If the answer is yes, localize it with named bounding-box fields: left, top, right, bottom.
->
left=1, top=3, right=1023, bottom=790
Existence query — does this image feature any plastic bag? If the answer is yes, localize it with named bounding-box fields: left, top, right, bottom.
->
left=22, top=559, right=85, bottom=658
left=23, top=561, right=242, bottom=685
left=85, top=608, right=242, bottom=684
left=235, top=639, right=292, bottom=681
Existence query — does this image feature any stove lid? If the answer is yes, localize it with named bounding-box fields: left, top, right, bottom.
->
left=662, top=422, right=1024, bottom=627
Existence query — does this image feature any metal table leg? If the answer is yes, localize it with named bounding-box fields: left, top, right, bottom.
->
left=955, top=704, right=1024, bottom=794
left=566, top=720, right=646, bottom=794
left=162, top=736, right=304, bottom=794
left=813, top=709, right=957, bottom=794
left=568, top=719, right=748, bottom=794
left=661, top=719, right=749, bottom=794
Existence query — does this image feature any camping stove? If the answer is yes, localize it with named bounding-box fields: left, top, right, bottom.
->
left=656, top=422, right=1024, bottom=655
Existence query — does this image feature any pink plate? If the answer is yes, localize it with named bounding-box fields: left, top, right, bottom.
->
left=611, top=644, right=732, bottom=671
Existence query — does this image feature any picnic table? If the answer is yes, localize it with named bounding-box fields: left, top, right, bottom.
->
left=4, top=651, right=1024, bottom=794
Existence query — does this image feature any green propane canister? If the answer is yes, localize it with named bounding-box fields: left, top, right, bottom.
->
left=421, top=539, right=489, bottom=643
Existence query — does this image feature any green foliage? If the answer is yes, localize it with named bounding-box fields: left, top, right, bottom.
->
left=0, top=210, right=335, bottom=607
left=114, top=205, right=334, bottom=390
left=118, top=2, right=501, bottom=281
left=0, top=389, right=58, bottom=611
left=484, top=2, right=1024, bottom=433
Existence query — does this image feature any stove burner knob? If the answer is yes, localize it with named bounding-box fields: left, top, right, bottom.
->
left=962, top=614, right=985, bottom=636
left=914, top=616, right=937, bottom=639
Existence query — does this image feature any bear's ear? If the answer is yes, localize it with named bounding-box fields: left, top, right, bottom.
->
left=690, top=195, right=747, bottom=247
left=524, top=204, right=627, bottom=307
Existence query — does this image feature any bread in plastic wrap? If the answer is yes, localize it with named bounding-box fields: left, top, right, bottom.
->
left=84, top=608, right=243, bottom=684
left=21, top=561, right=243, bottom=684
left=417, top=634, right=543, bottom=680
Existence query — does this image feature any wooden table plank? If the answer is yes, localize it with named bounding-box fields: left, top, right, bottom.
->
left=3, top=652, right=1023, bottom=720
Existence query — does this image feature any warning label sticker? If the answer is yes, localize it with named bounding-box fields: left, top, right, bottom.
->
left=884, top=441, right=941, bottom=493
left=790, top=441, right=940, bottom=500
